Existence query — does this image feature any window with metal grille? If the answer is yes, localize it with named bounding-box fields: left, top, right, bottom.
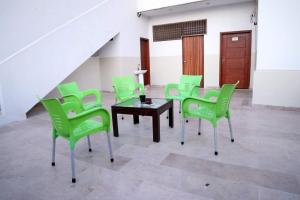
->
left=153, top=19, right=207, bottom=42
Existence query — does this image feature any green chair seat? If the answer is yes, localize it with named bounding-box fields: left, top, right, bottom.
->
left=188, top=106, right=216, bottom=121
left=72, top=120, right=104, bottom=139
left=118, top=93, right=140, bottom=103
left=165, top=95, right=185, bottom=101
left=83, top=102, right=99, bottom=110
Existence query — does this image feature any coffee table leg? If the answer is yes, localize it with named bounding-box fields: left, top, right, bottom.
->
left=152, top=114, right=160, bottom=142
left=133, top=115, right=139, bottom=124
left=168, top=105, right=174, bottom=128
left=112, top=110, right=119, bottom=137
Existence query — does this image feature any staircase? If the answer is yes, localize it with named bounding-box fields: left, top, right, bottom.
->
left=0, top=0, right=122, bottom=125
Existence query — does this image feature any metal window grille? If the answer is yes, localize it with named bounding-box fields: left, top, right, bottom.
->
left=153, top=19, right=207, bottom=42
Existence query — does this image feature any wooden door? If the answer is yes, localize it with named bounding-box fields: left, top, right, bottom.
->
left=140, top=38, right=150, bottom=85
left=220, top=31, right=251, bottom=89
left=182, top=35, right=204, bottom=87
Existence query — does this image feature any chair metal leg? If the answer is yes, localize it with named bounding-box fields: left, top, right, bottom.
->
left=179, top=101, right=181, bottom=114
left=181, top=118, right=185, bottom=145
left=70, top=149, right=76, bottom=183
left=106, top=131, right=114, bottom=162
left=87, top=136, right=92, bottom=152
left=214, top=128, right=218, bottom=156
left=198, top=119, right=201, bottom=135
left=51, top=137, right=56, bottom=166
left=228, top=117, right=234, bottom=142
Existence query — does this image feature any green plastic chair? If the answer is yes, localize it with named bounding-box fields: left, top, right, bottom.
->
left=112, top=76, right=144, bottom=120
left=164, top=75, right=202, bottom=113
left=41, top=97, right=113, bottom=183
left=112, top=75, right=145, bottom=103
left=57, top=82, right=102, bottom=111
left=181, top=81, right=239, bottom=156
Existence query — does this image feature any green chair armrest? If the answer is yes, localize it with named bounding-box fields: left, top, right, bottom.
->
left=182, top=97, right=216, bottom=118
left=69, top=107, right=111, bottom=131
left=203, top=90, right=220, bottom=100
left=135, top=83, right=145, bottom=95
left=60, top=92, right=82, bottom=101
left=63, top=94, right=81, bottom=102
left=164, top=83, right=179, bottom=98
left=81, top=89, right=102, bottom=104
left=190, top=85, right=201, bottom=97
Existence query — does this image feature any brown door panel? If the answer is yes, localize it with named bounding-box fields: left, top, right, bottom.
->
left=225, top=59, right=245, bottom=68
left=226, top=35, right=246, bottom=48
left=140, top=38, right=150, bottom=85
left=182, top=35, right=204, bottom=87
left=220, top=31, right=251, bottom=89
left=225, top=49, right=246, bottom=58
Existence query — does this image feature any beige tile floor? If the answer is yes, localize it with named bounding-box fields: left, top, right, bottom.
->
left=1, top=86, right=300, bottom=200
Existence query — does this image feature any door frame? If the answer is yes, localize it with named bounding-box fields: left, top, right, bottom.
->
left=140, top=37, right=150, bottom=85
left=181, top=34, right=205, bottom=86
left=219, top=30, right=252, bottom=88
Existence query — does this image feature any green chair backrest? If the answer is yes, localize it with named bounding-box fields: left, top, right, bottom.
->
left=112, top=76, right=136, bottom=99
left=215, top=82, right=238, bottom=117
left=178, top=75, right=202, bottom=96
left=57, top=82, right=82, bottom=98
left=41, top=98, right=71, bottom=138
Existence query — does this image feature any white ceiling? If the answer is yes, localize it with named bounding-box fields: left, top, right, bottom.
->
left=140, top=0, right=256, bottom=17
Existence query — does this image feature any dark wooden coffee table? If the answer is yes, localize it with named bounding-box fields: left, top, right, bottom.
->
left=111, top=98, right=173, bottom=142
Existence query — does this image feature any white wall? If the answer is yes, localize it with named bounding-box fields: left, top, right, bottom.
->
left=0, top=85, right=3, bottom=115
left=253, top=70, right=300, bottom=107
left=252, top=0, right=300, bottom=108
left=46, top=57, right=101, bottom=98
left=0, top=0, right=106, bottom=62
left=149, top=2, right=257, bottom=87
left=99, top=1, right=149, bottom=58
left=0, top=0, right=121, bottom=125
left=256, top=0, right=300, bottom=70
left=98, top=0, right=149, bottom=91
left=137, top=0, right=202, bottom=12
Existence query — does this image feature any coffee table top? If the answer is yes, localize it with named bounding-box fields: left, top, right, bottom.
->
left=112, top=98, right=170, bottom=109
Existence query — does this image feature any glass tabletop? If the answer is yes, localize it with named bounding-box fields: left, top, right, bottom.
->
left=114, top=98, right=169, bottom=109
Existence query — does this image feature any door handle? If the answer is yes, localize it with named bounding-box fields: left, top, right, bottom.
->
left=183, top=60, right=187, bottom=63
